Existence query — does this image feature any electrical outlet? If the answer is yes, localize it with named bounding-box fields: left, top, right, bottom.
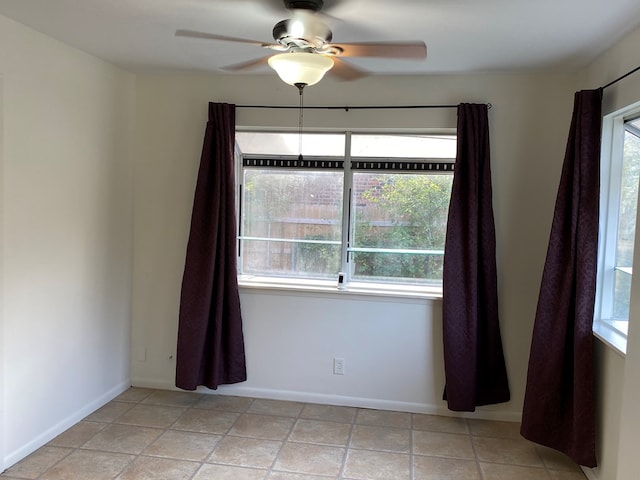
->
left=137, top=347, right=147, bottom=362
left=333, top=357, right=345, bottom=375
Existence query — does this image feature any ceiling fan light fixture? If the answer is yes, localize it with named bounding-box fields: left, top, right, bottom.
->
left=268, top=52, right=334, bottom=87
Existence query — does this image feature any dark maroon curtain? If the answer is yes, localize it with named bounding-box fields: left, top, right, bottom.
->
left=442, top=103, right=510, bottom=412
left=175, top=102, right=247, bottom=391
left=520, top=89, right=602, bottom=468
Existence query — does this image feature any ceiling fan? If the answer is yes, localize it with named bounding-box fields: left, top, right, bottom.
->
left=175, top=0, right=427, bottom=88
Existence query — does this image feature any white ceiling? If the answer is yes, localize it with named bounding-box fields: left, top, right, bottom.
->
left=1, top=0, right=640, bottom=76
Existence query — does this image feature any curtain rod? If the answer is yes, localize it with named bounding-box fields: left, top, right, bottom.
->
left=235, top=103, right=492, bottom=111
left=602, top=64, right=640, bottom=90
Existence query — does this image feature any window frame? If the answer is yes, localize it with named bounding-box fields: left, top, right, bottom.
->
left=594, top=101, right=640, bottom=356
left=235, top=129, right=456, bottom=297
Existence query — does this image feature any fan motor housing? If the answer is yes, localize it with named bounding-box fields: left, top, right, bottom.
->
left=273, top=20, right=291, bottom=42
left=273, top=19, right=333, bottom=44
left=285, top=0, right=324, bottom=11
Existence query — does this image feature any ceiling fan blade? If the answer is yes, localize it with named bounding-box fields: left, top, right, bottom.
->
left=175, top=30, right=277, bottom=49
left=329, top=57, right=369, bottom=81
left=329, top=41, right=427, bottom=59
left=222, top=56, right=271, bottom=72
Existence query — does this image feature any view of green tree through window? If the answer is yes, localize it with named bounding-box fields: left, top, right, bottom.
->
left=612, top=117, right=640, bottom=323
left=236, top=131, right=456, bottom=288
left=352, top=172, right=452, bottom=283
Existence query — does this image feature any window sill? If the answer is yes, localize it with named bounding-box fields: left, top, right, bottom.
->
left=593, top=319, right=627, bottom=357
left=238, top=275, right=442, bottom=303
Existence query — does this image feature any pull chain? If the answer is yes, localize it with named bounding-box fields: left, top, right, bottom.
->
left=295, top=82, right=306, bottom=161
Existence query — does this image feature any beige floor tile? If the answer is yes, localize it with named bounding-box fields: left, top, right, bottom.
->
left=4, top=446, right=72, bottom=479
left=208, top=436, right=281, bottom=469
left=248, top=399, right=304, bottom=417
left=144, top=430, right=221, bottom=461
left=343, top=449, right=410, bottom=480
left=40, top=450, right=134, bottom=480
left=548, top=471, right=588, bottom=479
left=355, top=408, right=411, bottom=428
left=412, top=431, right=475, bottom=459
left=141, top=390, right=203, bottom=408
left=537, top=446, right=583, bottom=472
left=171, top=409, right=238, bottom=434
left=268, top=473, right=336, bottom=480
left=83, top=424, right=163, bottom=454
left=289, top=419, right=351, bottom=446
left=273, top=443, right=345, bottom=476
left=300, top=404, right=356, bottom=424
left=193, top=463, right=267, bottom=480
left=412, top=414, right=468, bottom=435
left=6, top=389, right=589, bottom=480
left=480, top=463, right=550, bottom=480
left=413, top=455, right=481, bottom=480
left=350, top=425, right=410, bottom=453
left=473, top=436, right=544, bottom=467
left=49, top=421, right=106, bottom=447
left=85, top=401, right=134, bottom=423
left=229, top=414, right=295, bottom=440
left=468, top=419, right=522, bottom=439
left=115, top=404, right=185, bottom=428
left=193, top=394, right=253, bottom=413
left=116, top=456, right=200, bottom=480
left=115, top=388, right=155, bottom=403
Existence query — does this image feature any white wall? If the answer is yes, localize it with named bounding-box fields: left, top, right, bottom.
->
left=0, top=15, right=135, bottom=469
left=617, top=212, right=640, bottom=479
left=131, top=71, right=578, bottom=420
left=591, top=341, right=624, bottom=479
left=0, top=73, right=6, bottom=472
left=233, top=290, right=443, bottom=412
left=580, top=23, right=640, bottom=480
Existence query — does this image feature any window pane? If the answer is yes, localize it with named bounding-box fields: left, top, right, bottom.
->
left=351, top=134, right=456, bottom=159
left=613, top=123, right=640, bottom=316
left=241, top=169, right=343, bottom=278
left=613, top=269, right=632, bottom=319
left=615, top=128, right=640, bottom=266
left=351, top=172, right=452, bottom=284
left=236, top=132, right=345, bottom=157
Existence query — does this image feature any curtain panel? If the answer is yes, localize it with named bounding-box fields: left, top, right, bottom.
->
left=442, top=103, right=510, bottom=412
left=175, top=102, right=247, bottom=391
left=521, top=89, right=602, bottom=468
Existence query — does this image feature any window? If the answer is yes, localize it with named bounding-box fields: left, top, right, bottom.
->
left=236, top=131, right=456, bottom=293
left=240, top=167, right=344, bottom=279
left=595, top=102, right=640, bottom=354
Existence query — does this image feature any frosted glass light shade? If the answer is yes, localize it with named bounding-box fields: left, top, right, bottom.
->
left=268, top=52, right=334, bottom=87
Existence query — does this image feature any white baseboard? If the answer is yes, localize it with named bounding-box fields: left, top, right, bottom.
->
left=131, top=377, right=522, bottom=423
left=3, top=380, right=131, bottom=470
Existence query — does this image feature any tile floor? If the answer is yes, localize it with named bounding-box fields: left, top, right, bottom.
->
left=1, top=388, right=587, bottom=480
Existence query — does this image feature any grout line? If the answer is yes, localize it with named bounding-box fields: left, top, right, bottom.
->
left=265, top=400, right=300, bottom=478
left=112, top=390, right=152, bottom=480
left=409, top=413, right=415, bottom=480
left=466, top=418, right=486, bottom=480
left=133, top=391, right=208, bottom=480
left=336, top=407, right=357, bottom=480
